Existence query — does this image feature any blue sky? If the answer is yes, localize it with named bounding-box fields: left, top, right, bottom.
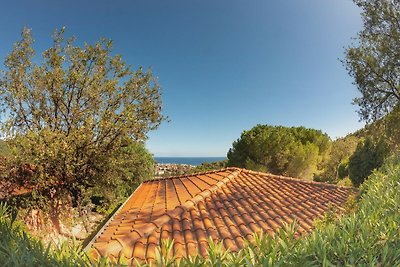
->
left=0, top=0, right=364, bottom=157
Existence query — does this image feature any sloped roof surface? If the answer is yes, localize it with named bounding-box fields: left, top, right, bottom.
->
left=88, top=168, right=354, bottom=263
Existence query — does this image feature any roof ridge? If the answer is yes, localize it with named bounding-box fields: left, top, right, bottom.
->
left=129, top=168, right=242, bottom=242
left=240, top=169, right=355, bottom=190
left=145, top=167, right=240, bottom=183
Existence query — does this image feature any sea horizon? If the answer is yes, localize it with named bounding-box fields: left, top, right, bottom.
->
left=154, top=156, right=226, bottom=166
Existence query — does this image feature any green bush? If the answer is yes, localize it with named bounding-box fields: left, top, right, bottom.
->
left=348, top=137, right=389, bottom=186
left=337, top=159, right=349, bottom=179
left=0, top=203, right=91, bottom=266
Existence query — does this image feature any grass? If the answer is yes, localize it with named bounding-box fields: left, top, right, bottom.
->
left=0, top=202, right=91, bottom=266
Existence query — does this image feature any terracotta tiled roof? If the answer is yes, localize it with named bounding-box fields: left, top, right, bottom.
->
left=86, top=168, right=355, bottom=264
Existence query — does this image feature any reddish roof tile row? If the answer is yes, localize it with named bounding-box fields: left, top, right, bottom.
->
left=87, top=168, right=355, bottom=264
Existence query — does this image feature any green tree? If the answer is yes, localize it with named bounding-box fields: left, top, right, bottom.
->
left=0, top=140, right=11, bottom=158
left=316, top=136, right=359, bottom=182
left=89, top=140, right=155, bottom=210
left=348, top=137, right=389, bottom=186
left=0, top=28, right=164, bottom=209
left=344, top=0, right=400, bottom=122
left=189, top=160, right=227, bottom=174
left=227, top=125, right=331, bottom=179
left=368, top=105, right=400, bottom=153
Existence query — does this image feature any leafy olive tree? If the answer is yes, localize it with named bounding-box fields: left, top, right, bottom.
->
left=344, top=0, right=400, bottom=122
left=227, top=125, right=331, bottom=179
left=0, top=28, right=164, bottom=209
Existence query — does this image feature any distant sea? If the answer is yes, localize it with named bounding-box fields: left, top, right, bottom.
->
left=154, top=157, right=226, bottom=166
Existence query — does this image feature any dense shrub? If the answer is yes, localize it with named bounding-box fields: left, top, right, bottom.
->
left=348, top=137, right=389, bottom=186
left=0, top=203, right=90, bottom=266
left=315, top=136, right=358, bottom=183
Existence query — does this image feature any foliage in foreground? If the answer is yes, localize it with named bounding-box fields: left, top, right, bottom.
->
left=2, top=157, right=400, bottom=266
left=0, top=203, right=90, bottom=266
